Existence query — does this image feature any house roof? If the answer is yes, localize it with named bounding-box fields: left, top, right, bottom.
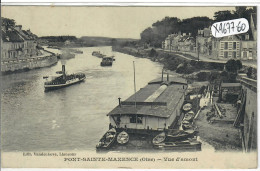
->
left=221, top=83, right=241, bottom=88
left=2, top=27, right=37, bottom=42
left=2, top=29, right=24, bottom=42
left=107, top=77, right=187, bottom=118
left=217, top=35, right=241, bottom=41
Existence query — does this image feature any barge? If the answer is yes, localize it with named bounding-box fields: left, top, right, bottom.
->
left=96, top=74, right=203, bottom=151
left=100, top=56, right=114, bottom=66
left=107, top=76, right=188, bottom=132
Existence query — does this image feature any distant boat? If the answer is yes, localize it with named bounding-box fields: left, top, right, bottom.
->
left=44, top=65, right=86, bottom=91
left=117, top=131, right=129, bottom=145
left=183, top=113, right=194, bottom=122
left=100, top=56, right=114, bottom=66
left=152, top=132, right=166, bottom=145
left=96, top=128, right=117, bottom=150
left=183, top=103, right=192, bottom=111
left=70, top=49, right=83, bottom=54
left=92, top=51, right=105, bottom=58
left=182, top=121, right=193, bottom=130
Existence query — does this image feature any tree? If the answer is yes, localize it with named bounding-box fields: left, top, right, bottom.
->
left=1, top=17, right=15, bottom=29
left=247, top=67, right=253, bottom=78
left=110, top=38, right=117, bottom=46
left=225, top=59, right=242, bottom=73
left=149, top=48, right=158, bottom=58
left=213, top=10, right=236, bottom=22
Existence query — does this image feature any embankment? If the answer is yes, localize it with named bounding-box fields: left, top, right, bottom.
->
left=1, top=52, right=58, bottom=74
left=112, top=46, right=225, bottom=72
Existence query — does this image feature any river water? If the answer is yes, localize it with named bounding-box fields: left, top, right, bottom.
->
left=1, top=46, right=163, bottom=152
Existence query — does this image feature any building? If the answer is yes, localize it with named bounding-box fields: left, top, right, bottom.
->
left=234, top=76, right=257, bottom=152
left=162, top=32, right=194, bottom=52
left=1, top=25, right=39, bottom=60
left=107, top=76, right=188, bottom=131
left=196, top=27, right=212, bottom=55
left=240, top=34, right=257, bottom=60
left=180, top=35, right=195, bottom=52
left=239, top=13, right=257, bottom=60
left=211, top=35, right=241, bottom=59
left=162, top=34, right=177, bottom=51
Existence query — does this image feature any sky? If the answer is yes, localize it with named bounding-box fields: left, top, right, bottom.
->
left=2, top=6, right=236, bottom=39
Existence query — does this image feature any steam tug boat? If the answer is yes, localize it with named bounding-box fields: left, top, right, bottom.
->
left=44, top=65, right=86, bottom=91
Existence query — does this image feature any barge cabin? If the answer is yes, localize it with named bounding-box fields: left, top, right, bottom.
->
left=107, top=76, right=188, bottom=133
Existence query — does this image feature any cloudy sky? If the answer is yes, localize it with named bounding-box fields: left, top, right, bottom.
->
left=2, top=6, right=236, bottom=39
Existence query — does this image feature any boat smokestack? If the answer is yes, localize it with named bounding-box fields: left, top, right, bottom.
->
left=161, top=69, right=164, bottom=81
left=167, top=73, right=169, bottom=81
left=118, top=97, right=121, bottom=107
left=62, top=65, right=66, bottom=79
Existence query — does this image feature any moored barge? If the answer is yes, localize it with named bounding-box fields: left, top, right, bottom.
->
left=107, top=75, right=188, bottom=133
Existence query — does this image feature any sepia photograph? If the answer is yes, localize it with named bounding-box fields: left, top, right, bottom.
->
left=0, top=4, right=258, bottom=169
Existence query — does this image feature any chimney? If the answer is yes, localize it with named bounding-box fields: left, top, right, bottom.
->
left=167, top=73, right=169, bottom=81
left=245, top=34, right=249, bottom=40
left=183, top=33, right=186, bottom=36
left=118, top=97, right=121, bottom=107
left=161, top=69, right=164, bottom=81
left=62, top=65, right=66, bottom=79
left=14, top=25, right=22, bottom=32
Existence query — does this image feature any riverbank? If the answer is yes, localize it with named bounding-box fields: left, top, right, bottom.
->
left=1, top=50, right=58, bottom=74
left=112, top=46, right=245, bottom=152
left=112, top=46, right=257, bottom=81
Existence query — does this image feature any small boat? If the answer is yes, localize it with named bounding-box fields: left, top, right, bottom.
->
left=96, top=128, right=117, bottom=150
left=153, top=139, right=202, bottom=151
left=152, top=132, right=166, bottom=145
left=44, top=65, right=86, bottom=91
left=166, top=130, right=198, bottom=142
left=117, top=131, right=129, bottom=144
left=182, top=122, right=193, bottom=130
left=183, top=113, right=194, bottom=122
left=183, top=103, right=192, bottom=111
left=92, top=51, right=105, bottom=58
left=100, top=56, right=114, bottom=66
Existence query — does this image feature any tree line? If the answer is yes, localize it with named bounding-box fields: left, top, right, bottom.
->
left=140, top=7, right=257, bottom=48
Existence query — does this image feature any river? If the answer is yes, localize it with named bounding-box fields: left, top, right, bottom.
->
left=1, top=46, right=163, bottom=152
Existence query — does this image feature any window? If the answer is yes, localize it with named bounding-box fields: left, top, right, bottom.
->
left=224, top=42, right=228, bottom=49
left=224, top=52, right=228, bottom=58
left=130, top=115, right=142, bottom=124
left=232, top=51, right=237, bottom=58
left=233, top=42, right=236, bottom=49
left=243, top=51, right=247, bottom=58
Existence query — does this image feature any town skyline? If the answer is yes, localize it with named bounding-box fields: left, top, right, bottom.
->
left=2, top=6, right=236, bottom=39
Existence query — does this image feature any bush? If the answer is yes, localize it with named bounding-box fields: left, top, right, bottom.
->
left=225, top=59, right=242, bottom=73
left=197, top=71, right=210, bottom=81
left=247, top=67, right=253, bottom=78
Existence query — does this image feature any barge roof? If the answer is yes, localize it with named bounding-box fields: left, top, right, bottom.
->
left=107, top=77, right=187, bottom=118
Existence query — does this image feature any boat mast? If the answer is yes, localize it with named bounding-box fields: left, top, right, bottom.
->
left=133, top=61, right=137, bottom=108
left=133, top=61, right=137, bottom=129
